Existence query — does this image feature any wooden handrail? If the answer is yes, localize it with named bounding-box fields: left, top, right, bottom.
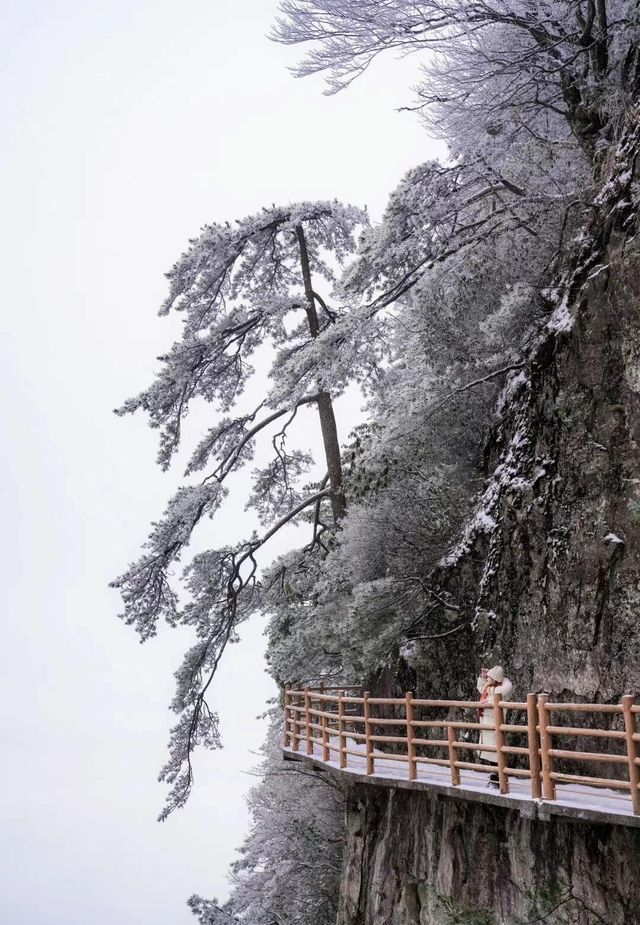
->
left=546, top=725, right=626, bottom=739
left=545, top=702, right=624, bottom=713
left=283, top=685, right=640, bottom=815
left=412, top=698, right=487, bottom=708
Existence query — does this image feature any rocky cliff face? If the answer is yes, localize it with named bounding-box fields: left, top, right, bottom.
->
left=469, top=222, right=640, bottom=702
left=336, top=129, right=640, bottom=924
left=338, top=784, right=640, bottom=925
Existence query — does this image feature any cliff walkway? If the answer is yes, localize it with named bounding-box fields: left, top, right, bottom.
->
left=282, top=686, right=640, bottom=828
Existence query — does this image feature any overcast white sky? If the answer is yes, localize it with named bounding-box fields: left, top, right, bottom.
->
left=0, top=3, right=440, bottom=923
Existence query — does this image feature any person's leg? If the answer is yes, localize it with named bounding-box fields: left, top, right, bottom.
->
left=477, top=756, right=499, bottom=785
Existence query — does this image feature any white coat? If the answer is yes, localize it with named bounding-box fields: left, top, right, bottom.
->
left=476, top=676, right=513, bottom=764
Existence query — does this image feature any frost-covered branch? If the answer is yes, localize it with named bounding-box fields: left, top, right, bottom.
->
left=343, top=159, right=572, bottom=312
left=423, top=362, right=527, bottom=422
left=155, top=487, right=331, bottom=819
left=274, top=1, right=640, bottom=156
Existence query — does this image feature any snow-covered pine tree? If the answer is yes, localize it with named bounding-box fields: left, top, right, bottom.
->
left=189, top=722, right=343, bottom=925
left=112, top=201, right=376, bottom=818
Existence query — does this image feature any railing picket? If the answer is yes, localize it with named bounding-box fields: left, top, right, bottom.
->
left=291, top=691, right=300, bottom=752
left=406, top=692, right=416, bottom=781
left=284, top=686, right=292, bottom=748
left=447, top=723, right=461, bottom=785
left=493, top=692, right=509, bottom=794
left=364, top=691, right=374, bottom=775
left=527, top=692, right=542, bottom=799
left=305, top=686, right=313, bottom=756
left=321, top=696, right=330, bottom=762
left=338, top=689, right=346, bottom=769
left=622, top=695, right=640, bottom=815
left=538, top=693, right=556, bottom=800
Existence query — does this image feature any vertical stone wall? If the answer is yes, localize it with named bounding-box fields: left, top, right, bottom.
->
left=338, top=784, right=640, bottom=925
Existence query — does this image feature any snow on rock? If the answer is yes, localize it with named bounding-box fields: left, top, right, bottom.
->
left=440, top=387, right=537, bottom=571
left=496, top=368, right=528, bottom=416
left=475, top=510, right=497, bottom=532
left=546, top=295, right=574, bottom=333
left=399, top=641, right=417, bottom=660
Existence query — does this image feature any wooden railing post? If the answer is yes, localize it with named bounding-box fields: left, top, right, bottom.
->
left=447, top=722, right=461, bottom=785
left=406, top=692, right=416, bottom=781
left=338, top=689, right=346, bottom=769
left=537, top=693, right=556, bottom=800
left=305, top=686, right=313, bottom=756
left=321, top=691, right=330, bottom=763
left=622, top=695, right=640, bottom=815
left=527, top=692, right=542, bottom=799
left=291, top=690, right=300, bottom=752
left=284, top=686, right=292, bottom=748
left=364, top=691, right=374, bottom=775
left=493, top=691, right=509, bottom=794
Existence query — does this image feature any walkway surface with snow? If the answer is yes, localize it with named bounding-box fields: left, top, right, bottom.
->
left=282, top=738, right=640, bottom=829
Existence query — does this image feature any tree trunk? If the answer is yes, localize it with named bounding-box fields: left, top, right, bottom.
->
left=296, top=224, right=346, bottom=525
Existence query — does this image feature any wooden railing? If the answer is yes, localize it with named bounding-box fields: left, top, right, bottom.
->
left=283, top=686, right=640, bottom=815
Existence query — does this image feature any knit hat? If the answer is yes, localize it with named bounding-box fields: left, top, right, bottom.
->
left=487, top=665, right=505, bottom=683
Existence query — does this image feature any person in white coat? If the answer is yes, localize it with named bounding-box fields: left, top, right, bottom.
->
left=476, top=665, right=513, bottom=785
